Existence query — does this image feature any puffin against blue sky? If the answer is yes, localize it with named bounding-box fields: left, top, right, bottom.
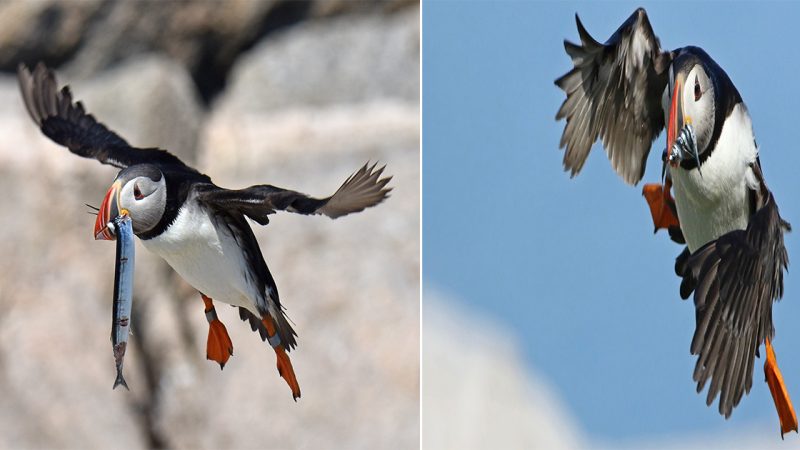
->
left=423, top=1, right=800, bottom=442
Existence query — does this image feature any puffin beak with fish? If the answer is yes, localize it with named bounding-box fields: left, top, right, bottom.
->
left=18, top=63, right=392, bottom=400
left=555, top=8, right=796, bottom=436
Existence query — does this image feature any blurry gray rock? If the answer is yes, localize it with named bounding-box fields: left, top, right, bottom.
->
left=422, top=294, right=792, bottom=450
left=0, top=0, right=103, bottom=69
left=423, top=293, right=584, bottom=450
left=65, top=0, right=285, bottom=96
left=0, top=4, right=419, bottom=448
left=66, top=0, right=419, bottom=80
left=309, top=0, right=418, bottom=17
left=1, top=1, right=419, bottom=104
left=223, top=5, right=420, bottom=112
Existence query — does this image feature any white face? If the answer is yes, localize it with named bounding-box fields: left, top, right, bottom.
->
left=680, top=65, right=716, bottom=155
left=117, top=175, right=167, bottom=234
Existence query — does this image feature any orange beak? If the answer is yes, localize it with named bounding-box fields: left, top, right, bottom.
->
left=666, top=74, right=686, bottom=166
left=94, top=180, right=125, bottom=240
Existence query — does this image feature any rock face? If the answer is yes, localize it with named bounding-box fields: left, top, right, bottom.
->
left=0, top=0, right=104, bottom=69
left=423, top=293, right=584, bottom=450
left=0, top=0, right=418, bottom=103
left=0, top=5, right=418, bottom=449
left=220, top=6, right=420, bottom=112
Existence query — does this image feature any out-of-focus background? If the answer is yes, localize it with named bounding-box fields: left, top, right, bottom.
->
left=0, top=1, right=419, bottom=448
left=424, top=1, right=800, bottom=449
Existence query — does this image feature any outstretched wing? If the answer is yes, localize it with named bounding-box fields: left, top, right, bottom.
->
left=676, top=162, right=790, bottom=417
left=555, top=8, right=673, bottom=185
left=197, top=162, right=392, bottom=225
left=18, top=63, right=189, bottom=170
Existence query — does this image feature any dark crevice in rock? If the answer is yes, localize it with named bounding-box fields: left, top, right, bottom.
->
left=2, top=1, right=414, bottom=107
left=130, top=298, right=168, bottom=449
left=1, top=1, right=110, bottom=73
left=191, top=0, right=313, bottom=105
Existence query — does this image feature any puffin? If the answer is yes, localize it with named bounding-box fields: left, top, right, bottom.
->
left=18, top=63, right=392, bottom=400
left=555, top=8, right=796, bottom=435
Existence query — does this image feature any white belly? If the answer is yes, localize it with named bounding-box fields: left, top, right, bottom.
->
left=670, top=104, right=758, bottom=253
left=141, top=199, right=260, bottom=313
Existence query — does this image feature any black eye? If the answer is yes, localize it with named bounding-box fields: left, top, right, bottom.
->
left=694, top=76, right=702, bottom=101
left=133, top=183, right=144, bottom=200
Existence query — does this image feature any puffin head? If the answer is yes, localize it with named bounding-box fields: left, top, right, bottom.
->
left=666, top=47, right=721, bottom=166
left=94, top=164, right=167, bottom=240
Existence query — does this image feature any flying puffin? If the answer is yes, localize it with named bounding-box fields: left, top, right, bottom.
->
left=18, top=63, right=392, bottom=400
left=555, top=8, right=796, bottom=435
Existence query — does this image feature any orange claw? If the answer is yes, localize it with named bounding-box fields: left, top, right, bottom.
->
left=642, top=181, right=680, bottom=232
left=765, top=338, right=798, bottom=439
left=262, top=316, right=301, bottom=401
left=202, top=295, right=233, bottom=369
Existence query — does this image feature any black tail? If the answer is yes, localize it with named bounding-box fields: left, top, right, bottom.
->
left=238, top=307, right=298, bottom=351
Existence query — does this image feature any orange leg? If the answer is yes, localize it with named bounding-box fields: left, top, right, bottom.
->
left=765, top=339, right=798, bottom=438
left=262, top=316, right=301, bottom=401
left=202, top=294, right=233, bottom=369
left=642, top=178, right=680, bottom=232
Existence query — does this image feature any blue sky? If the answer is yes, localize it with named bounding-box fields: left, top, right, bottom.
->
left=423, top=0, right=800, bottom=442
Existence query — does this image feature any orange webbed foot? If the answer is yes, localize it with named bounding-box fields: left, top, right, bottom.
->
left=642, top=182, right=680, bottom=232
left=202, top=295, right=233, bottom=369
left=262, top=316, right=301, bottom=401
left=765, top=339, right=798, bottom=438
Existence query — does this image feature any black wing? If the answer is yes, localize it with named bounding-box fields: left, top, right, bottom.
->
left=555, top=8, right=673, bottom=185
left=18, top=63, right=190, bottom=170
left=676, top=162, right=790, bottom=417
left=197, top=162, right=392, bottom=225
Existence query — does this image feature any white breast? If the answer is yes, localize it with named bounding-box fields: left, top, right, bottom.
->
left=140, top=197, right=261, bottom=314
left=670, top=104, right=759, bottom=253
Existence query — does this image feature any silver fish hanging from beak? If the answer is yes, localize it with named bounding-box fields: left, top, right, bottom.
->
left=111, top=214, right=135, bottom=390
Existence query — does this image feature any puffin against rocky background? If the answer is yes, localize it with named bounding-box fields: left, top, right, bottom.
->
left=18, top=63, right=392, bottom=400
left=555, top=8, right=796, bottom=435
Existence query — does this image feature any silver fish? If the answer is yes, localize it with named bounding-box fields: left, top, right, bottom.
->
left=111, top=214, right=135, bottom=390
left=669, top=123, right=702, bottom=176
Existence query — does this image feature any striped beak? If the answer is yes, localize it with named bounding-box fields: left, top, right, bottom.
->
left=94, top=180, right=127, bottom=240
left=667, top=73, right=687, bottom=166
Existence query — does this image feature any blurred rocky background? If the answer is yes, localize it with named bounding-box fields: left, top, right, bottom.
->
left=0, top=1, right=419, bottom=448
left=423, top=292, right=791, bottom=450
left=423, top=292, right=584, bottom=450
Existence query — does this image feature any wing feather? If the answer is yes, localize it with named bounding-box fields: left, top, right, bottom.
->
left=677, top=163, right=790, bottom=417
left=555, top=8, right=672, bottom=185
left=196, top=162, right=392, bottom=225
left=18, top=63, right=190, bottom=170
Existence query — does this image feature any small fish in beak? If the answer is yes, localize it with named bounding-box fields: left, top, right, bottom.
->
left=669, top=124, right=702, bottom=176
left=111, top=214, right=135, bottom=390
